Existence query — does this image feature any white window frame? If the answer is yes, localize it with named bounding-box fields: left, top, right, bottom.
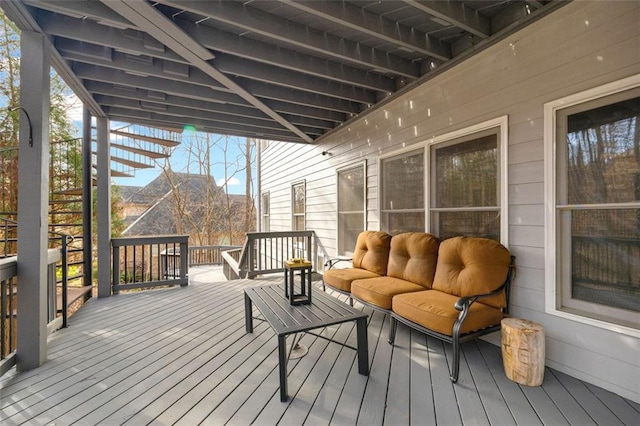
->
left=291, top=180, right=306, bottom=231
left=377, top=116, right=508, bottom=243
left=544, top=74, right=640, bottom=338
left=336, top=161, right=367, bottom=256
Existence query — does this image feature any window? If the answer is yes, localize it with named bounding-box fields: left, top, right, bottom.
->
left=430, top=130, right=501, bottom=241
left=380, top=149, right=425, bottom=233
left=292, top=181, right=305, bottom=230
left=545, top=75, right=640, bottom=333
left=261, top=192, right=270, bottom=232
left=379, top=118, right=507, bottom=239
left=337, top=163, right=366, bottom=255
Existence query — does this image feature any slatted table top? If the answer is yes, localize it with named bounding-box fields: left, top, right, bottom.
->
left=244, top=284, right=368, bottom=336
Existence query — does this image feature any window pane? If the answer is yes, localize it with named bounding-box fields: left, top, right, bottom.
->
left=435, top=135, right=497, bottom=208
left=383, top=211, right=424, bottom=234
left=382, top=151, right=424, bottom=210
left=566, top=97, right=640, bottom=204
left=338, top=165, right=365, bottom=255
left=293, top=184, right=305, bottom=214
left=432, top=211, right=500, bottom=241
left=293, top=215, right=304, bottom=231
left=261, top=193, right=269, bottom=232
left=570, top=209, right=640, bottom=313
left=338, top=213, right=364, bottom=254
left=338, top=166, right=364, bottom=212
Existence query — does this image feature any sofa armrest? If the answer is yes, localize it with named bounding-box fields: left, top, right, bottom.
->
left=324, top=257, right=353, bottom=269
left=454, top=282, right=508, bottom=311
left=454, top=256, right=516, bottom=312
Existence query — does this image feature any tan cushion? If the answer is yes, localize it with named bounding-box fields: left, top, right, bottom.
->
left=352, top=276, right=425, bottom=309
left=392, top=290, right=505, bottom=336
left=352, top=231, right=392, bottom=275
left=432, top=236, right=511, bottom=309
left=323, top=268, right=381, bottom=292
left=386, top=232, right=440, bottom=289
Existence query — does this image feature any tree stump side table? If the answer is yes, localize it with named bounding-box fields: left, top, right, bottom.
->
left=501, top=318, right=545, bottom=386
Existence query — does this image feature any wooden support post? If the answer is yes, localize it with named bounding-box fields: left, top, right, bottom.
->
left=501, top=318, right=545, bottom=386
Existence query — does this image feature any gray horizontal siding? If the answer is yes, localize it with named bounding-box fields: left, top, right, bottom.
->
left=260, top=1, right=640, bottom=402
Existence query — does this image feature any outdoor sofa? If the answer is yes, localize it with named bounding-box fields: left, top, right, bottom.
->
left=323, top=232, right=515, bottom=382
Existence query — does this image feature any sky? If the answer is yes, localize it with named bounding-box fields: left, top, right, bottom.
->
left=67, top=94, right=252, bottom=194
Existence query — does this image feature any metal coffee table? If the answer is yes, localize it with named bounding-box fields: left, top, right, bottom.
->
left=244, top=284, right=369, bottom=401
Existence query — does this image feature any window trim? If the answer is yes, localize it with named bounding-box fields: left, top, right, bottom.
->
left=544, top=74, right=640, bottom=338
left=336, top=161, right=367, bottom=256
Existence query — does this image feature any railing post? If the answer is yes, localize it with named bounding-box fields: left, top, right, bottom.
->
left=247, top=238, right=255, bottom=278
left=61, top=235, right=69, bottom=328
left=180, top=239, right=188, bottom=287
left=112, top=244, right=120, bottom=296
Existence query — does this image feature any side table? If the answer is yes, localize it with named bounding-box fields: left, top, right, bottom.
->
left=284, top=259, right=312, bottom=305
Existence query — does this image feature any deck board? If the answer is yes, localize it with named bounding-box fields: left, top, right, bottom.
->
left=1, top=270, right=638, bottom=425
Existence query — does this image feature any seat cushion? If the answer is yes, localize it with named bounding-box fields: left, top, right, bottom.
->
left=392, top=290, right=505, bottom=336
left=432, top=236, right=511, bottom=309
left=352, top=231, right=392, bottom=275
left=352, top=276, right=425, bottom=309
left=387, top=232, right=440, bottom=289
left=323, top=268, right=381, bottom=292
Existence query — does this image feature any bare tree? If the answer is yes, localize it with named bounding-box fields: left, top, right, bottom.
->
left=154, top=132, right=257, bottom=246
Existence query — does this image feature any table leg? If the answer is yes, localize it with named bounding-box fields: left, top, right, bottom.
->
left=278, top=335, right=288, bottom=401
left=244, top=292, right=253, bottom=333
left=356, top=317, right=369, bottom=375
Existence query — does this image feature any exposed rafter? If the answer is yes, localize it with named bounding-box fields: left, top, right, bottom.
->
left=2, top=0, right=563, bottom=144
left=101, top=0, right=313, bottom=143
left=282, top=0, right=451, bottom=60
left=402, top=0, right=491, bottom=39
left=160, top=0, right=421, bottom=79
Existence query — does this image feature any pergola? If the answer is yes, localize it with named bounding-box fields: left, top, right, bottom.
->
left=1, top=0, right=563, bottom=373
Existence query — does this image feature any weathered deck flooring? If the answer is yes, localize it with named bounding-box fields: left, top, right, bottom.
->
left=1, top=269, right=638, bottom=425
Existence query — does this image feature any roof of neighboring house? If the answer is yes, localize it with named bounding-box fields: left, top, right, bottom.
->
left=119, top=171, right=250, bottom=236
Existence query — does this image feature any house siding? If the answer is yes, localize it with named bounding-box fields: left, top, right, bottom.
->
left=259, top=1, right=640, bottom=402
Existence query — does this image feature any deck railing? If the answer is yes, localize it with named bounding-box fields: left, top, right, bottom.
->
left=187, top=245, right=241, bottom=266
left=1, top=247, right=66, bottom=377
left=111, top=235, right=189, bottom=294
left=0, top=256, right=17, bottom=376
left=222, top=231, right=317, bottom=279
left=1, top=216, right=73, bottom=326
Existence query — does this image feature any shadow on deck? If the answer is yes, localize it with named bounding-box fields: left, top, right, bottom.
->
left=1, top=267, right=638, bottom=425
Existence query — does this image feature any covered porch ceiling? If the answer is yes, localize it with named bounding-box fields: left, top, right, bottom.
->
left=3, top=0, right=563, bottom=144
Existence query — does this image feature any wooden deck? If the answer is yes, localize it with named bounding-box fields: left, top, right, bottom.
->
left=1, top=268, right=638, bottom=425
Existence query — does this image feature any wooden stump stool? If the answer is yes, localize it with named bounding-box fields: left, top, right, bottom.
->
left=501, top=318, right=545, bottom=386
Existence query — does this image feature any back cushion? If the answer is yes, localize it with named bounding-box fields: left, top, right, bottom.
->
left=386, top=232, right=440, bottom=288
left=352, top=231, right=392, bottom=275
left=432, top=236, right=511, bottom=309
